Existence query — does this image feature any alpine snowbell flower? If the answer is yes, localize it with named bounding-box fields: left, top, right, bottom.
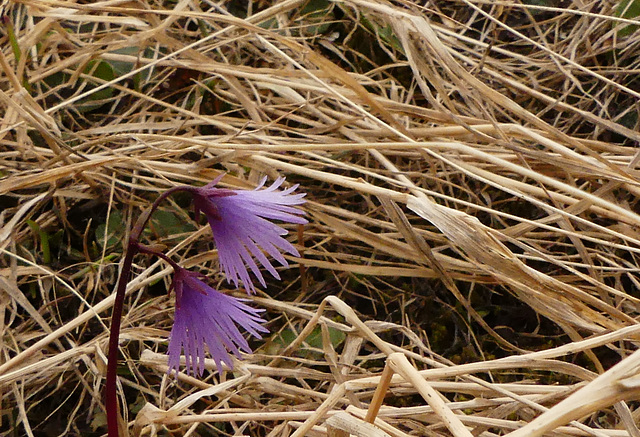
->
left=106, top=176, right=306, bottom=434
left=191, top=176, right=307, bottom=293
left=168, top=266, right=268, bottom=376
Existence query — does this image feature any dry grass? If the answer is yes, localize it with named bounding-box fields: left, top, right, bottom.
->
left=2, top=0, right=640, bottom=436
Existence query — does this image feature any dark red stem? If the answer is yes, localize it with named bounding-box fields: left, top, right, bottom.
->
left=105, top=185, right=192, bottom=437
left=105, top=241, right=137, bottom=437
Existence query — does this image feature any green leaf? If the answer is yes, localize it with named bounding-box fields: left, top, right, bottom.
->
left=149, top=210, right=195, bottom=238
left=258, top=17, right=278, bottom=30
left=306, top=325, right=346, bottom=349
left=615, top=0, right=640, bottom=36
left=298, top=0, right=334, bottom=36
left=90, top=411, right=107, bottom=431
left=107, top=46, right=156, bottom=89
left=85, top=60, right=115, bottom=98
left=76, top=60, right=115, bottom=112
left=26, top=219, right=51, bottom=264
left=360, top=15, right=403, bottom=53
left=95, top=210, right=124, bottom=249
left=4, top=17, right=21, bottom=64
left=268, top=326, right=346, bottom=358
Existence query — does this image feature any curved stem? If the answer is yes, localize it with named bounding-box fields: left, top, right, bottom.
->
left=105, top=242, right=137, bottom=437
left=105, top=185, right=192, bottom=437
left=136, top=243, right=180, bottom=270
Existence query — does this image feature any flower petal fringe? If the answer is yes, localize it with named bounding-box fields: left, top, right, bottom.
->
left=193, top=177, right=307, bottom=293
left=168, top=268, right=267, bottom=376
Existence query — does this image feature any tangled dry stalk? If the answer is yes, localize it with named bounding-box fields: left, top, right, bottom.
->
left=2, top=0, right=640, bottom=436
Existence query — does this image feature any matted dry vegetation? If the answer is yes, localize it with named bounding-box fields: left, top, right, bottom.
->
left=2, top=0, right=640, bottom=436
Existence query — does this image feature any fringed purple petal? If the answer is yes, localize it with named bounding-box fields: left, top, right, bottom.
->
left=167, top=268, right=268, bottom=377
left=194, top=177, right=307, bottom=293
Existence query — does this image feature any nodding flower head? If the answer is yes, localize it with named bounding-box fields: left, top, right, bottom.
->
left=167, top=267, right=267, bottom=376
left=191, top=176, right=307, bottom=293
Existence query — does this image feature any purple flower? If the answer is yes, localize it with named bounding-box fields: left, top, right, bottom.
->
left=191, top=176, right=307, bottom=293
left=168, top=267, right=268, bottom=376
